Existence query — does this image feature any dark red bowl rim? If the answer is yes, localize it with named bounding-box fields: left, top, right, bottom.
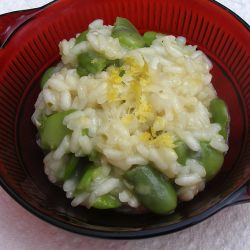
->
left=0, top=0, right=249, bottom=239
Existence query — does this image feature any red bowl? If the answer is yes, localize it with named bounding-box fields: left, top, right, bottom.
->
left=0, top=0, right=249, bottom=239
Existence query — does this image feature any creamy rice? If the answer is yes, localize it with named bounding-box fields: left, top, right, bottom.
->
left=32, top=19, right=228, bottom=210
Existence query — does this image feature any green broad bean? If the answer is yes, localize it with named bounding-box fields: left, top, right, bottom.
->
left=40, top=67, right=56, bottom=88
left=77, top=51, right=108, bottom=76
left=174, top=141, right=190, bottom=165
left=174, top=141, right=200, bottom=166
left=112, top=17, right=145, bottom=49
left=75, top=164, right=101, bottom=194
left=174, top=140, right=224, bottom=181
left=199, top=141, right=224, bottom=181
left=37, top=114, right=47, bottom=132
left=77, top=66, right=88, bottom=77
left=125, top=165, right=177, bottom=214
left=77, top=57, right=121, bottom=77
left=81, top=128, right=89, bottom=136
left=143, top=31, right=157, bottom=46
left=39, top=110, right=74, bottom=150
left=63, top=154, right=79, bottom=181
left=75, top=30, right=88, bottom=44
left=92, top=194, right=121, bottom=209
left=209, top=98, right=229, bottom=140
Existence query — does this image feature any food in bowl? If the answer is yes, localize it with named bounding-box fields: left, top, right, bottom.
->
left=32, top=17, right=229, bottom=214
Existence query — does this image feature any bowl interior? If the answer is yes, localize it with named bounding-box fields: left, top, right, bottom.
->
left=0, top=0, right=249, bottom=238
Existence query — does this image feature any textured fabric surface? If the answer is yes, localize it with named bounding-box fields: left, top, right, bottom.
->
left=1, top=189, right=250, bottom=250
left=0, top=1, right=249, bottom=249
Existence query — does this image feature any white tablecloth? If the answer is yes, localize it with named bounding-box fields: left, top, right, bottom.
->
left=0, top=1, right=249, bottom=249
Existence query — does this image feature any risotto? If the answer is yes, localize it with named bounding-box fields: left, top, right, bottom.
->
left=32, top=17, right=229, bottom=214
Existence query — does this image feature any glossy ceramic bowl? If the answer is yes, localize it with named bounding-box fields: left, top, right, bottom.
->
left=0, top=0, right=249, bottom=239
